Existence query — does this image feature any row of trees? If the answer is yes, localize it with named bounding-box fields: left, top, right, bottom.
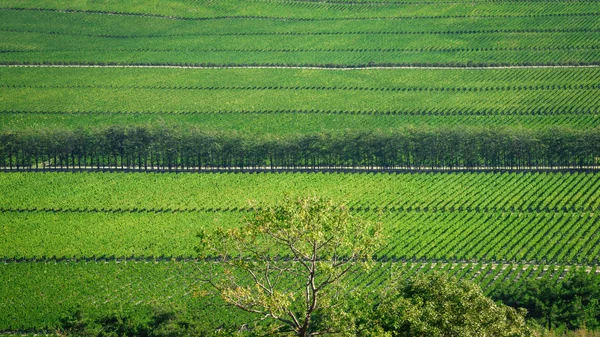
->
left=1, top=126, right=599, bottom=170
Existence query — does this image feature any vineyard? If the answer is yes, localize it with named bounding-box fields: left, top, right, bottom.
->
left=1, top=1, right=600, bottom=66
left=1, top=171, right=600, bottom=330
left=1, top=0, right=600, bottom=334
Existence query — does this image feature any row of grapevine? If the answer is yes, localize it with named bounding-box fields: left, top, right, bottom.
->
left=2, top=172, right=598, bottom=214
left=3, top=51, right=598, bottom=68
left=4, top=67, right=597, bottom=88
left=3, top=1, right=599, bottom=20
left=1, top=210, right=598, bottom=264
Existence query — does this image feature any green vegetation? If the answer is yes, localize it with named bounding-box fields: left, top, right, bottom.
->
left=1, top=68, right=598, bottom=126
left=2, top=210, right=599, bottom=263
left=2, top=67, right=597, bottom=150
left=3, top=126, right=600, bottom=169
left=3, top=258, right=595, bottom=332
left=57, top=306, right=210, bottom=337
left=493, top=271, right=600, bottom=331
left=1, top=0, right=599, bottom=334
left=2, top=112, right=599, bottom=134
left=197, top=196, right=384, bottom=336
left=370, top=272, right=532, bottom=336
left=0, top=260, right=248, bottom=331
left=2, top=172, right=599, bottom=213
left=0, top=1, right=599, bottom=66
left=1, top=171, right=598, bottom=332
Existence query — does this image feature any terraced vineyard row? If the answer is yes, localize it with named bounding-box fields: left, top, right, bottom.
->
left=1, top=210, right=598, bottom=264
left=4, top=84, right=597, bottom=113
left=3, top=1, right=600, bottom=22
left=6, top=67, right=597, bottom=88
left=1, top=260, right=595, bottom=331
left=2, top=111, right=598, bottom=133
left=2, top=36, right=598, bottom=66
left=2, top=172, right=598, bottom=212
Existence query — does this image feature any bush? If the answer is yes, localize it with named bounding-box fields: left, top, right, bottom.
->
left=365, top=272, right=533, bottom=337
left=58, top=306, right=209, bottom=337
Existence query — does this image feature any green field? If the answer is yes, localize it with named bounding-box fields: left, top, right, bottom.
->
left=1, top=1, right=599, bottom=66
left=1, top=0, right=600, bottom=333
left=1, top=67, right=599, bottom=132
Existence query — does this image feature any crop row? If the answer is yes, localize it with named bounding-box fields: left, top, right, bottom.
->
left=0, top=260, right=593, bottom=331
left=4, top=83, right=600, bottom=92
left=3, top=203, right=599, bottom=213
left=3, top=50, right=598, bottom=68
left=5, top=45, right=600, bottom=53
left=2, top=83, right=598, bottom=118
left=4, top=67, right=598, bottom=88
left=2, top=172, right=598, bottom=215
left=3, top=0, right=600, bottom=20
left=1, top=210, right=598, bottom=264
left=3, top=196, right=600, bottom=212
left=6, top=7, right=600, bottom=21
left=5, top=27, right=600, bottom=38
left=3, top=108, right=599, bottom=115
left=5, top=8, right=598, bottom=39
left=2, top=5, right=599, bottom=66
left=3, top=112, right=596, bottom=136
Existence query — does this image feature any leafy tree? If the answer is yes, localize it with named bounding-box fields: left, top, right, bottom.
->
left=369, top=272, right=533, bottom=337
left=493, top=271, right=600, bottom=331
left=196, top=196, right=384, bottom=336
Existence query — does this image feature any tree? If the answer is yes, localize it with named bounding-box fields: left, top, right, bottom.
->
left=370, top=272, right=533, bottom=337
left=492, top=270, right=600, bottom=331
left=196, top=196, right=384, bottom=336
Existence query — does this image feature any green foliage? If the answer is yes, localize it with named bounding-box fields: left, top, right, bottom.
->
left=0, top=2, right=598, bottom=334
left=492, top=271, right=600, bottom=331
left=368, top=272, right=533, bottom=337
left=2, top=260, right=594, bottom=332
left=0, top=1, right=599, bottom=66
left=58, top=306, right=208, bottom=337
left=2, top=126, right=600, bottom=169
left=1, top=67, right=599, bottom=130
left=197, top=196, right=384, bottom=336
left=2, top=172, right=600, bottom=264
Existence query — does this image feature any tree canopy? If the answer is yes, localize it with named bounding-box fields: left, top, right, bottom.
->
left=196, top=196, right=384, bottom=336
left=368, top=272, right=534, bottom=337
